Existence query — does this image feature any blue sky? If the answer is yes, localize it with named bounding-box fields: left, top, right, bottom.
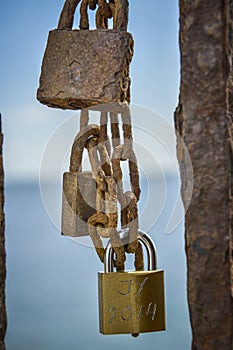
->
left=0, top=1, right=180, bottom=183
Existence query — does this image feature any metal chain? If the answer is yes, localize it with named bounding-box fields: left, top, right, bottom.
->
left=83, top=104, right=143, bottom=271
left=110, top=106, right=142, bottom=270
left=87, top=134, right=126, bottom=270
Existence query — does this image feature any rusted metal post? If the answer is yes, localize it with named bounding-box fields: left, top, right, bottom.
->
left=175, top=1, right=233, bottom=349
left=228, top=0, right=233, bottom=302
left=0, top=115, right=6, bottom=350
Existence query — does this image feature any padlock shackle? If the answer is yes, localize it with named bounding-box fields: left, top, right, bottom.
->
left=70, top=124, right=100, bottom=173
left=58, top=0, right=82, bottom=30
left=104, top=230, right=157, bottom=273
left=57, top=0, right=129, bottom=31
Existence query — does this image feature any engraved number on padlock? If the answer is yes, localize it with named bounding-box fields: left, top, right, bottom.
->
left=98, top=231, right=166, bottom=335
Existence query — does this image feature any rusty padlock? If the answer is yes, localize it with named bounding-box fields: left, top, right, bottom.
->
left=61, top=125, right=100, bottom=237
left=37, top=0, right=134, bottom=110
left=98, top=230, right=166, bottom=335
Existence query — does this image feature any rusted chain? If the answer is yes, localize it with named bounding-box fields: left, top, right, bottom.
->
left=99, top=111, right=108, bottom=144
left=87, top=135, right=126, bottom=268
left=109, top=232, right=126, bottom=271
left=88, top=212, right=126, bottom=269
left=88, top=0, right=97, bottom=11
left=88, top=214, right=106, bottom=263
left=134, top=241, right=144, bottom=271
left=73, top=105, right=142, bottom=270
left=70, top=124, right=100, bottom=173
left=80, top=109, right=89, bottom=129
left=110, top=106, right=133, bottom=146
left=88, top=213, right=126, bottom=270
left=122, top=191, right=139, bottom=253
left=112, top=145, right=140, bottom=201
left=70, top=126, right=100, bottom=172
left=110, top=112, right=121, bottom=148
left=108, top=106, right=142, bottom=268
left=111, top=156, right=140, bottom=257
left=121, top=104, right=133, bottom=158
left=86, top=137, right=107, bottom=192
left=105, top=176, right=118, bottom=228
left=110, top=105, right=133, bottom=158
left=78, top=110, right=90, bottom=172
left=98, top=143, right=112, bottom=177
left=99, top=111, right=111, bottom=157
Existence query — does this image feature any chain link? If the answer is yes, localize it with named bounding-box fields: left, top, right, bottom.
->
left=72, top=104, right=143, bottom=270
left=83, top=105, right=143, bottom=271
left=86, top=132, right=127, bottom=270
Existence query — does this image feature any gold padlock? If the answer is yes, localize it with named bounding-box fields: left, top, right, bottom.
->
left=61, top=125, right=99, bottom=237
left=98, top=231, right=166, bottom=335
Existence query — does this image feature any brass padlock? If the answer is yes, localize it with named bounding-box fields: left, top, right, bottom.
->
left=61, top=125, right=100, bottom=237
left=37, top=0, right=134, bottom=110
left=98, top=231, right=166, bottom=335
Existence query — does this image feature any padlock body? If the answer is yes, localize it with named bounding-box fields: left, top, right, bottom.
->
left=37, top=29, right=133, bottom=110
left=98, top=270, right=166, bottom=335
left=61, top=171, right=96, bottom=237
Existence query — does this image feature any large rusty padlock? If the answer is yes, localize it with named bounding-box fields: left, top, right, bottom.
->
left=61, top=125, right=100, bottom=237
left=98, top=231, right=166, bottom=335
left=37, top=0, right=134, bottom=110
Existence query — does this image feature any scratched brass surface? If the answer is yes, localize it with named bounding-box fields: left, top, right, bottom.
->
left=98, top=270, right=166, bottom=335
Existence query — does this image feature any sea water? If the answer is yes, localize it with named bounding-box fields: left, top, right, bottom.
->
left=5, top=177, right=192, bottom=350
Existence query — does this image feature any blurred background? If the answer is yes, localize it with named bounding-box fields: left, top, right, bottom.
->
left=0, top=1, right=192, bottom=349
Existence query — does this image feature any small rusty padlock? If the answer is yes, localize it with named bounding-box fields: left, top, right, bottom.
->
left=61, top=125, right=100, bottom=237
left=98, top=231, right=166, bottom=335
left=37, top=0, right=134, bottom=110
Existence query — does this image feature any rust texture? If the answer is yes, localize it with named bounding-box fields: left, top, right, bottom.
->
left=58, top=0, right=82, bottom=30
left=37, top=29, right=133, bottom=110
left=113, top=0, right=129, bottom=31
left=61, top=104, right=143, bottom=271
left=38, top=0, right=132, bottom=110
left=61, top=171, right=97, bottom=237
left=228, top=0, right=233, bottom=300
left=58, top=0, right=129, bottom=31
left=0, top=115, right=6, bottom=350
left=175, top=0, right=233, bottom=349
left=61, top=124, right=100, bottom=237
